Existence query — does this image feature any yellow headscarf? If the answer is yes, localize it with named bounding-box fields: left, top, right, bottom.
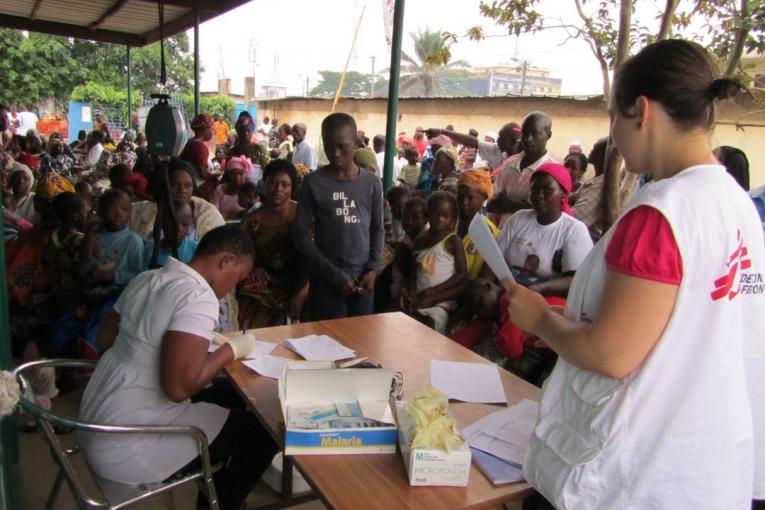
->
left=458, top=168, right=494, bottom=198
left=353, top=148, right=378, bottom=173
left=35, top=172, right=74, bottom=200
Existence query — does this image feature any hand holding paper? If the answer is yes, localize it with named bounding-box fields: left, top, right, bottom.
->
left=467, top=214, right=514, bottom=286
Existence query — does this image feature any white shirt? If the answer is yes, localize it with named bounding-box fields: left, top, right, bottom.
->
left=477, top=140, right=505, bottom=170
left=375, top=151, right=402, bottom=182
left=258, top=122, right=271, bottom=135
left=79, top=258, right=229, bottom=484
left=494, top=151, right=553, bottom=202
left=17, top=111, right=38, bottom=134
left=292, top=139, right=318, bottom=171
left=86, top=143, right=104, bottom=169
left=524, top=165, right=765, bottom=508
left=496, top=209, right=592, bottom=278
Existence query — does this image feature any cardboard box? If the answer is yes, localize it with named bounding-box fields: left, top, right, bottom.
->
left=396, top=402, right=472, bottom=487
left=279, top=366, right=398, bottom=455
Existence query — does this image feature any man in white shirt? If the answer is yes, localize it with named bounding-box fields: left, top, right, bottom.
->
left=291, top=123, right=318, bottom=171
left=258, top=116, right=272, bottom=137
left=373, top=134, right=401, bottom=182
left=425, top=122, right=521, bottom=171
left=488, top=112, right=554, bottom=215
left=17, top=106, right=38, bottom=135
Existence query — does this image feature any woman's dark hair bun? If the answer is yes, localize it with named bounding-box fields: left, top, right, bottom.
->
left=708, top=77, right=744, bottom=100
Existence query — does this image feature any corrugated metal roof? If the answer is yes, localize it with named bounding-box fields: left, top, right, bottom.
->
left=0, top=0, right=252, bottom=46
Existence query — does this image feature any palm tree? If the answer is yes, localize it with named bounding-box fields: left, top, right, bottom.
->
left=398, top=28, right=470, bottom=97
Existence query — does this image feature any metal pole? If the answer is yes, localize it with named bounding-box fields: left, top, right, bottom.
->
left=194, top=9, right=200, bottom=116
left=126, top=43, right=132, bottom=130
left=382, top=0, right=405, bottom=192
left=0, top=205, right=21, bottom=509
left=370, top=56, right=376, bottom=97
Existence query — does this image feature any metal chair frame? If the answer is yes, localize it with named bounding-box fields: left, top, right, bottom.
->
left=14, top=359, right=220, bottom=510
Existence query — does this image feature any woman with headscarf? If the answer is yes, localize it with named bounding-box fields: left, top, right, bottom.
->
left=229, top=115, right=270, bottom=170
left=352, top=147, right=378, bottom=174
left=180, top=113, right=215, bottom=187
left=8, top=166, right=39, bottom=224
left=477, top=162, right=593, bottom=383
left=434, top=146, right=461, bottom=194
left=417, top=134, right=453, bottom=197
left=210, top=155, right=250, bottom=220
left=456, top=168, right=497, bottom=280
left=715, top=145, right=750, bottom=191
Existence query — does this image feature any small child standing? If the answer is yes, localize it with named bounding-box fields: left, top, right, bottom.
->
left=144, top=199, right=198, bottom=268
left=401, top=192, right=466, bottom=333
left=398, top=147, right=421, bottom=188
left=400, top=197, right=428, bottom=248
left=293, top=113, right=384, bottom=320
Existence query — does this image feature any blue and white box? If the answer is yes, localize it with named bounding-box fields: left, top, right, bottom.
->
left=278, top=366, right=398, bottom=455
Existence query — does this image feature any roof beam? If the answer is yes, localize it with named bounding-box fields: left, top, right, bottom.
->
left=88, top=0, right=130, bottom=30
left=0, top=13, right=142, bottom=46
left=139, top=0, right=247, bottom=45
left=30, top=0, right=43, bottom=20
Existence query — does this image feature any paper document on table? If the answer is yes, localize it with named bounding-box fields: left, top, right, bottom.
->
left=430, top=360, right=507, bottom=404
left=462, top=399, right=539, bottom=468
left=468, top=214, right=514, bottom=282
left=242, top=355, right=290, bottom=379
left=208, top=340, right=276, bottom=359
left=282, top=335, right=356, bottom=361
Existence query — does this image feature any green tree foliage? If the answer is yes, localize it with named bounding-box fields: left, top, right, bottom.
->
left=0, top=30, right=85, bottom=109
left=310, top=71, right=374, bottom=97
left=399, top=28, right=470, bottom=97
left=0, top=28, right=195, bottom=115
left=181, top=94, right=235, bottom=122
left=468, top=0, right=765, bottom=99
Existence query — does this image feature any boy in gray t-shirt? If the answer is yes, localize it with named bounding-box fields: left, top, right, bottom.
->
left=293, top=113, right=384, bottom=320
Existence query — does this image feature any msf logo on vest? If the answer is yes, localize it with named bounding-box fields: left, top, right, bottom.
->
left=711, top=230, right=764, bottom=301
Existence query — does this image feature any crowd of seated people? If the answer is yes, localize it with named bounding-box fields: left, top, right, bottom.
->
left=2, top=94, right=762, bottom=509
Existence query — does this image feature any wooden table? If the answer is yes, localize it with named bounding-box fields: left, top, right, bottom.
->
left=226, top=312, right=540, bottom=510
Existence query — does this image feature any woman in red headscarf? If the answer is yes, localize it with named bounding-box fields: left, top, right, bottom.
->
left=464, top=162, right=593, bottom=384
left=209, top=155, right=251, bottom=220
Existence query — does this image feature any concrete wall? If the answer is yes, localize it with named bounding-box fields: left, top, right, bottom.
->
left=258, top=95, right=765, bottom=187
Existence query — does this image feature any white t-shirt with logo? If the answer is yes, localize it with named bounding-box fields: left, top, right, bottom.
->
left=496, top=209, right=592, bottom=278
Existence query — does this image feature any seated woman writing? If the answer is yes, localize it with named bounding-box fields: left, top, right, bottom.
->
left=79, top=225, right=278, bottom=510
left=463, top=162, right=593, bottom=383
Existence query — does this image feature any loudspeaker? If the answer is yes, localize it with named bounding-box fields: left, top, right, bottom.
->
left=146, top=94, right=185, bottom=157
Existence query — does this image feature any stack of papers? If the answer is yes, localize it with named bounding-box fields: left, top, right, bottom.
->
left=283, top=335, right=356, bottom=361
left=430, top=360, right=507, bottom=404
left=462, top=399, right=539, bottom=485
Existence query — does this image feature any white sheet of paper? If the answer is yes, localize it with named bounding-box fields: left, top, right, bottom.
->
left=242, top=355, right=289, bottom=379
left=282, top=335, right=356, bottom=361
left=468, top=214, right=514, bottom=282
left=208, top=340, right=276, bottom=359
left=430, top=360, right=507, bottom=404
